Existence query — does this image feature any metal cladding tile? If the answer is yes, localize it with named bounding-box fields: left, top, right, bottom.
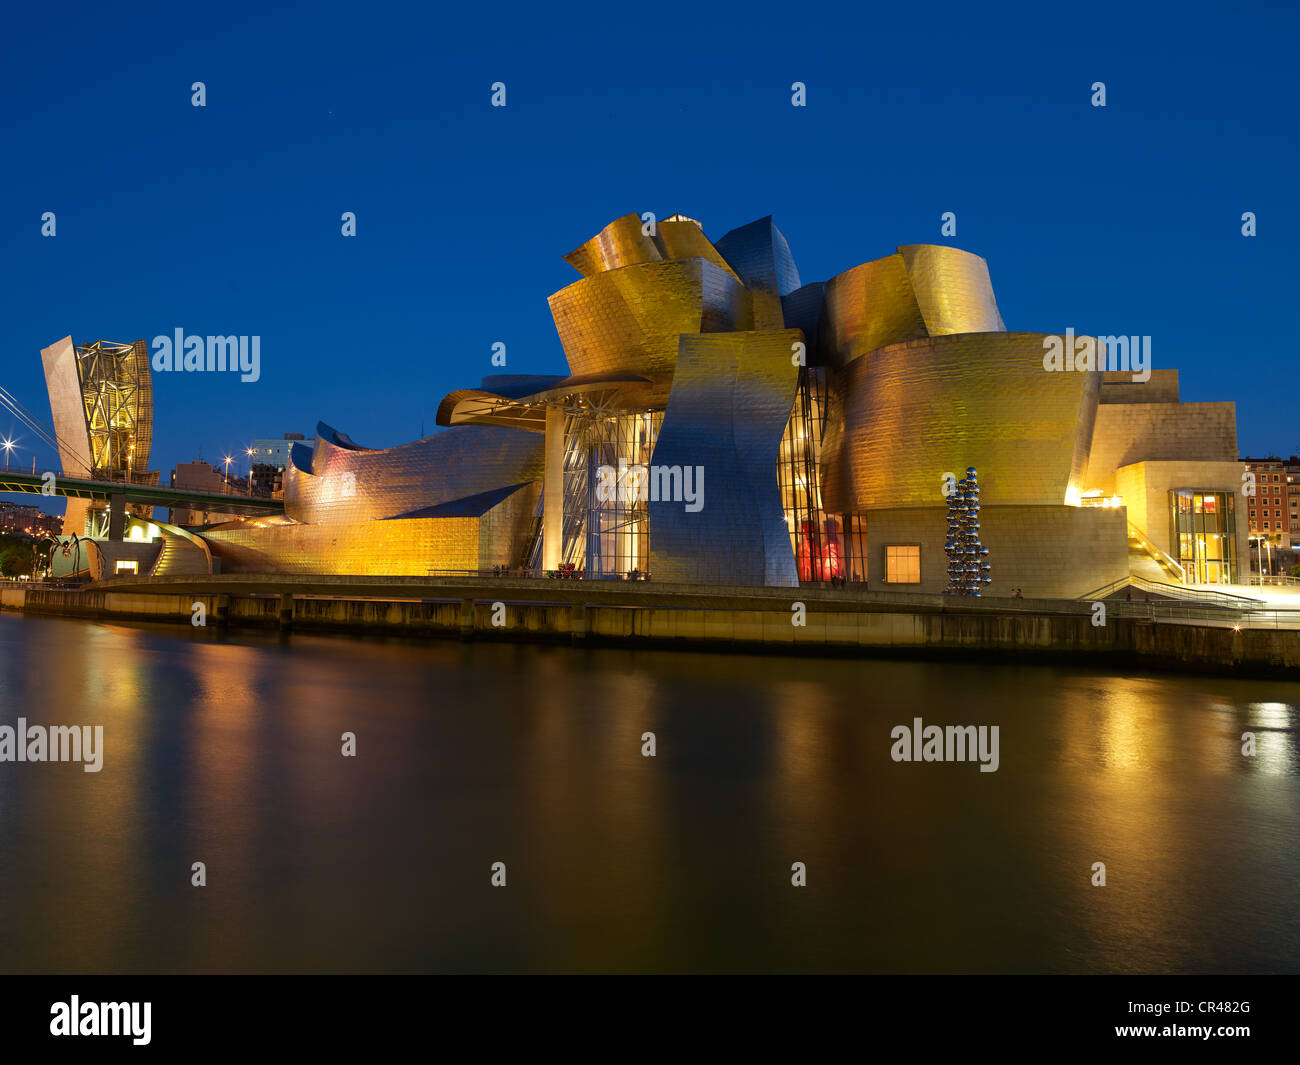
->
left=820, top=254, right=929, bottom=366
left=714, top=216, right=802, bottom=296
left=819, top=332, right=1100, bottom=512
left=203, top=516, right=483, bottom=576
left=289, top=441, right=315, bottom=473
left=897, top=244, right=1006, bottom=335
left=648, top=330, right=802, bottom=586
left=548, top=258, right=750, bottom=378
left=654, top=219, right=741, bottom=282
left=781, top=282, right=826, bottom=354
left=283, top=424, right=543, bottom=524
left=749, top=290, right=786, bottom=332
left=563, top=213, right=663, bottom=276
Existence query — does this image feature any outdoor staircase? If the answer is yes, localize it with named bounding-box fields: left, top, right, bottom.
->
left=149, top=527, right=212, bottom=576
left=1127, top=522, right=1184, bottom=583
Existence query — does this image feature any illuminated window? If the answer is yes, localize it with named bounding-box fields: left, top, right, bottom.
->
left=885, top=544, right=920, bottom=584
left=115, top=560, right=139, bottom=574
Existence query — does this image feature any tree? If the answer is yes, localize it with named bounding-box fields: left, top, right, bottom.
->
left=0, top=535, right=34, bottom=577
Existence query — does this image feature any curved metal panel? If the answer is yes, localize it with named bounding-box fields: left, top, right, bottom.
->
left=289, top=441, right=315, bottom=473
left=548, top=258, right=751, bottom=379
left=820, top=332, right=1100, bottom=511
left=563, top=212, right=663, bottom=276
left=780, top=282, right=826, bottom=352
left=648, top=330, right=802, bottom=586
left=714, top=216, right=802, bottom=296
left=897, top=244, right=1005, bottom=335
left=316, top=421, right=367, bottom=450
left=654, top=219, right=741, bottom=282
left=820, top=254, right=928, bottom=366
left=436, top=374, right=654, bottom=430
left=284, top=424, right=543, bottom=525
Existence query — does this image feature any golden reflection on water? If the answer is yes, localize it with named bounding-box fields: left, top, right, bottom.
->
left=1054, top=676, right=1297, bottom=972
left=15, top=622, right=152, bottom=969
left=3, top=614, right=1298, bottom=974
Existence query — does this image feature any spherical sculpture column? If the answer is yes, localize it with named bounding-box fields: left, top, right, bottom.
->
left=944, top=467, right=991, bottom=596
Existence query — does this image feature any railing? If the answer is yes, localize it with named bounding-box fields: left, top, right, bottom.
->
left=1127, top=521, right=1186, bottom=581
left=1103, top=600, right=1300, bottom=629
left=1249, top=574, right=1300, bottom=586
left=1079, top=574, right=1264, bottom=608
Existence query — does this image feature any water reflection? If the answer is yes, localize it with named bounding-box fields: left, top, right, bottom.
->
left=0, top=614, right=1296, bottom=973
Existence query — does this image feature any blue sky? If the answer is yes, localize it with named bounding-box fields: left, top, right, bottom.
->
left=3, top=1, right=1297, bottom=513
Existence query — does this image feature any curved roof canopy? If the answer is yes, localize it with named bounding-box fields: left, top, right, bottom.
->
left=436, top=373, right=656, bottom=431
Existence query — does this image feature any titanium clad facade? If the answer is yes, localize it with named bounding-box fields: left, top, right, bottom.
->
left=819, top=254, right=929, bottom=365
left=655, top=218, right=741, bottom=281
left=171, top=208, right=1244, bottom=591
left=547, top=258, right=752, bottom=379
left=820, top=333, right=1101, bottom=512
left=563, top=212, right=664, bottom=276
left=896, top=244, right=1006, bottom=336
left=714, top=216, right=802, bottom=296
left=284, top=422, right=544, bottom=525
left=648, top=331, right=802, bottom=587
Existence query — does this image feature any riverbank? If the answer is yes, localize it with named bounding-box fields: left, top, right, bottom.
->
left=3, top=575, right=1298, bottom=678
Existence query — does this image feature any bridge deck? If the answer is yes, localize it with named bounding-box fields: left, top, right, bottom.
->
left=0, top=470, right=284, bottom=516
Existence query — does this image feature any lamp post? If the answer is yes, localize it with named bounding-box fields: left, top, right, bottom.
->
left=245, top=447, right=255, bottom=496
left=223, top=455, right=233, bottom=491
left=2, top=437, right=13, bottom=471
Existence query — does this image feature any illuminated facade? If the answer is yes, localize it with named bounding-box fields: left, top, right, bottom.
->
left=41, top=335, right=157, bottom=537
left=90, top=212, right=1243, bottom=594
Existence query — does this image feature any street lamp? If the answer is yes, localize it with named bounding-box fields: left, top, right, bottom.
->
left=245, top=447, right=255, bottom=496
left=2, top=437, right=14, bottom=471
left=223, top=454, right=233, bottom=490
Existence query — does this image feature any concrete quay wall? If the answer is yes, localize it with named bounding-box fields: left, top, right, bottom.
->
left=3, top=582, right=1297, bottom=677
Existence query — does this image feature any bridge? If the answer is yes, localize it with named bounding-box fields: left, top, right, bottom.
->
left=0, top=469, right=283, bottom=537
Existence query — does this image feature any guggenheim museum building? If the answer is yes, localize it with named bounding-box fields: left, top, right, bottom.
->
left=48, top=212, right=1250, bottom=597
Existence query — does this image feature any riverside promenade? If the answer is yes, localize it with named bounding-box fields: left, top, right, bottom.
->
left=3, top=574, right=1299, bottom=677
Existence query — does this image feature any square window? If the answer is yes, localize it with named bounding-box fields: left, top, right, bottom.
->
left=885, top=544, right=920, bottom=584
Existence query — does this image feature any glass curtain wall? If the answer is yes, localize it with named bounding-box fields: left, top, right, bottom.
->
left=777, top=368, right=852, bottom=582
left=526, top=410, right=662, bottom=577
left=1169, top=489, right=1238, bottom=584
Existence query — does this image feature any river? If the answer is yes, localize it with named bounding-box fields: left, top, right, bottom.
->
left=1, top=613, right=1296, bottom=973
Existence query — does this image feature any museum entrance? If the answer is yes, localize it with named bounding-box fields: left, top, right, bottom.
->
left=1169, top=489, right=1238, bottom=585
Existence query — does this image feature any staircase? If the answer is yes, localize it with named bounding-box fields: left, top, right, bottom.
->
left=149, top=527, right=212, bottom=576
left=1127, top=522, right=1184, bottom=583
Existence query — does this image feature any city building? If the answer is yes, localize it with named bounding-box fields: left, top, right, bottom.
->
left=1240, top=455, right=1300, bottom=575
left=249, top=462, right=283, bottom=497
left=168, top=461, right=245, bottom=526
left=249, top=434, right=307, bottom=470
left=1242, top=456, right=1299, bottom=546
left=39, top=215, right=1251, bottom=594
left=0, top=502, right=62, bottom=538
left=192, top=212, right=1248, bottom=594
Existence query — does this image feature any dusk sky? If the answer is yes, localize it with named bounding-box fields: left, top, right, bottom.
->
left=3, top=1, right=1297, bottom=513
